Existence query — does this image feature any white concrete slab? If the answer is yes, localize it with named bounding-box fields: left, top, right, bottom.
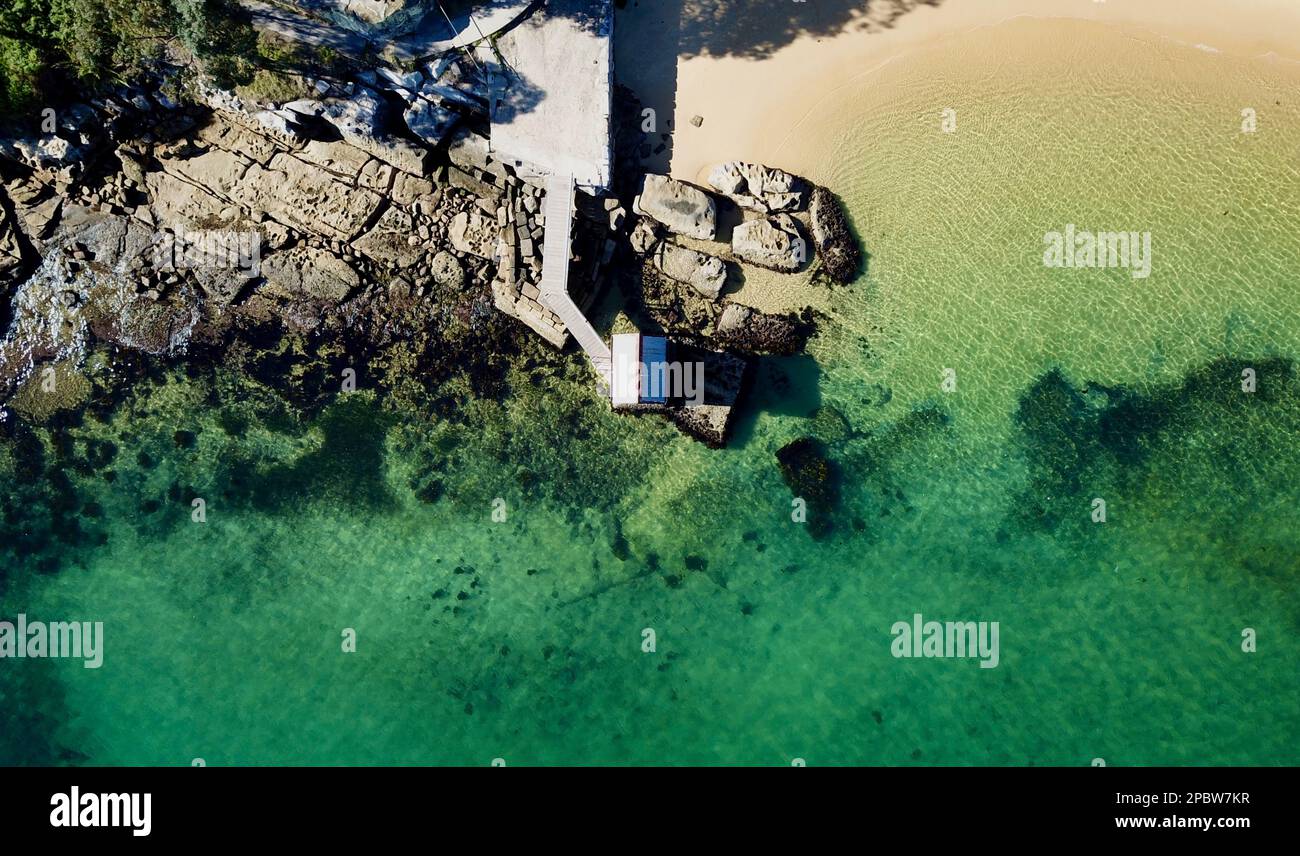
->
left=489, top=0, right=613, bottom=192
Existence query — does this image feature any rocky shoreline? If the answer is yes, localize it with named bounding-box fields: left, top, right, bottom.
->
left=0, top=61, right=863, bottom=449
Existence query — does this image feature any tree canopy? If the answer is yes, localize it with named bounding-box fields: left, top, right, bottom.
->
left=0, top=0, right=256, bottom=117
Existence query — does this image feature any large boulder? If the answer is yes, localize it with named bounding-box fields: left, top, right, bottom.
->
left=633, top=174, right=716, bottom=240
left=350, top=206, right=423, bottom=269
left=653, top=243, right=726, bottom=300
left=809, top=186, right=861, bottom=284
left=707, top=161, right=807, bottom=213
left=446, top=126, right=490, bottom=172
left=731, top=214, right=806, bottom=272
left=422, top=55, right=489, bottom=112
left=429, top=250, right=464, bottom=289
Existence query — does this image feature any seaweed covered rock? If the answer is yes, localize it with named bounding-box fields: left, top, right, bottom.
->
left=776, top=436, right=840, bottom=539
left=714, top=303, right=814, bottom=355
left=810, top=186, right=861, bottom=284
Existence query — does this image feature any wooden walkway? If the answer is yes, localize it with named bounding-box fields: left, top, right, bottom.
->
left=539, top=173, right=611, bottom=380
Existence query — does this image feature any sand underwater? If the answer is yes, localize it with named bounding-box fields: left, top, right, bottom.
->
left=2, top=18, right=1299, bottom=766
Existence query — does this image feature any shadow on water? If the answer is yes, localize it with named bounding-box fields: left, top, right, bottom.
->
left=1008, top=356, right=1300, bottom=539
left=729, top=354, right=823, bottom=446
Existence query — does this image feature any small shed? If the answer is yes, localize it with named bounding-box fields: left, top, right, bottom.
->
left=610, top=333, right=669, bottom=406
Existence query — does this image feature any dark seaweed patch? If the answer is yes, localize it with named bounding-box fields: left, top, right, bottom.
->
left=1010, top=356, right=1298, bottom=535
left=218, top=394, right=396, bottom=513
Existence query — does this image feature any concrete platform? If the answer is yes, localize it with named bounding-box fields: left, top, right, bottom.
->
left=489, top=0, right=613, bottom=192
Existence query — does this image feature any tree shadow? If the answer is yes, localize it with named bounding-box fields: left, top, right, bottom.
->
left=612, top=0, right=945, bottom=170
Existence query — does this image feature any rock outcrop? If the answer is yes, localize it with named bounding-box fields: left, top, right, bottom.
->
left=809, top=186, right=861, bottom=284
left=653, top=243, right=726, bottom=300
left=731, top=215, right=806, bottom=272
left=633, top=174, right=716, bottom=240
left=714, top=303, right=813, bottom=355
left=707, top=161, right=807, bottom=213
left=448, top=210, right=499, bottom=260
left=317, top=87, right=429, bottom=176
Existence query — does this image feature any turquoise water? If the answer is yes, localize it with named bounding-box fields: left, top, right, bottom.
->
left=3, top=19, right=1299, bottom=765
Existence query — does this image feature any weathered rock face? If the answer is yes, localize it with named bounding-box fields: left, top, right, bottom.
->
left=0, top=207, right=24, bottom=281
left=403, top=97, right=460, bottom=147
left=261, top=245, right=361, bottom=305
left=633, top=174, right=717, bottom=240
left=317, top=87, right=428, bottom=176
left=809, top=186, right=861, bottom=284
left=707, top=161, right=807, bottom=213
left=731, top=214, right=806, bottom=272
left=628, top=217, right=661, bottom=255
left=422, top=55, right=489, bottom=113
left=351, top=206, right=423, bottom=269
left=429, top=250, right=464, bottom=288
left=653, top=243, right=726, bottom=300
left=448, top=210, right=498, bottom=259
left=254, top=154, right=385, bottom=241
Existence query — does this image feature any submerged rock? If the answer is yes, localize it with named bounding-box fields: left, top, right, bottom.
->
left=776, top=437, right=840, bottom=539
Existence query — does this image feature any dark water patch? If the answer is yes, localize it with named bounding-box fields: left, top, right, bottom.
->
left=402, top=355, right=666, bottom=521
left=834, top=403, right=951, bottom=539
left=0, top=659, right=87, bottom=766
left=730, top=355, right=823, bottom=446
left=219, top=394, right=397, bottom=513
left=0, top=415, right=109, bottom=588
left=776, top=437, right=841, bottom=540
left=1009, top=356, right=1300, bottom=537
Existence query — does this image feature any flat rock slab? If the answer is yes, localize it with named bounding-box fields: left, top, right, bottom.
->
left=634, top=174, right=717, bottom=240
left=654, top=243, right=726, bottom=300
left=448, top=210, right=499, bottom=259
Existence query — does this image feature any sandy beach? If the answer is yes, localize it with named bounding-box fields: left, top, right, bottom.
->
left=615, top=0, right=1300, bottom=184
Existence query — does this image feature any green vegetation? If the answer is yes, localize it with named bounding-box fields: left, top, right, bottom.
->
left=0, top=0, right=257, bottom=117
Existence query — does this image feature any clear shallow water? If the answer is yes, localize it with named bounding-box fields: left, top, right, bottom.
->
left=3, top=19, right=1299, bottom=765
